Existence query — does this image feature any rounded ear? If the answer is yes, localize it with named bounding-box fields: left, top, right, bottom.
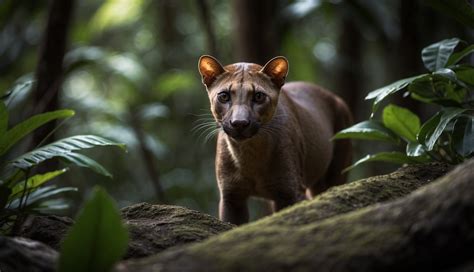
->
left=198, top=55, right=226, bottom=87
left=260, top=56, right=289, bottom=88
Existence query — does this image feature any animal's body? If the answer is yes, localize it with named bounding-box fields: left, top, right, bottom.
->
left=198, top=56, right=352, bottom=225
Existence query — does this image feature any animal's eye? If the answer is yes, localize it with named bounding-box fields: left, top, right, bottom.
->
left=217, top=92, right=231, bottom=103
left=253, top=92, right=266, bottom=103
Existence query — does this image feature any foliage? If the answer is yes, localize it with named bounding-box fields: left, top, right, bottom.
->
left=58, top=186, right=128, bottom=272
left=2, top=0, right=472, bottom=213
left=334, top=38, right=474, bottom=171
left=0, top=80, right=126, bottom=234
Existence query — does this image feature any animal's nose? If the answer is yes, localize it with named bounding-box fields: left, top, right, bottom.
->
left=230, top=119, right=250, bottom=129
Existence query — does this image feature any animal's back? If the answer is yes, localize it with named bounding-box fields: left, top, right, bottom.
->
left=281, top=81, right=353, bottom=193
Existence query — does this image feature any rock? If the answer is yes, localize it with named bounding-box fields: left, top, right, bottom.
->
left=14, top=215, right=74, bottom=251
left=15, top=204, right=234, bottom=260
left=119, top=160, right=474, bottom=271
left=0, top=236, right=58, bottom=272
left=121, top=203, right=235, bottom=259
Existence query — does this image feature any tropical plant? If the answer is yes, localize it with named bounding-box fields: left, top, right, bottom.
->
left=58, top=186, right=128, bottom=272
left=334, top=38, right=474, bottom=171
left=0, top=79, right=126, bottom=234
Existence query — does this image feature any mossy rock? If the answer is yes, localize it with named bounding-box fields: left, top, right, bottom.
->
left=15, top=203, right=234, bottom=260
left=122, top=203, right=235, bottom=259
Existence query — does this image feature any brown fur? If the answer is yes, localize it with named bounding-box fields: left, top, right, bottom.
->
left=198, top=56, right=352, bottom=225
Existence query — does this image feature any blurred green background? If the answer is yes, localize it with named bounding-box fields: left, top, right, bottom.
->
left=1, top=0, right=472, bottom=218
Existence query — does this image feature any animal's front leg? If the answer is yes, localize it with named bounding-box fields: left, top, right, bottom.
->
left=268, top=181, right=303, bottom=212
left=271, top=194, right=298, bottom=212
left=219, top=191, right=249, bottom=225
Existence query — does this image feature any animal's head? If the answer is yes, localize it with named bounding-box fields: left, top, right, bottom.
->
left=198, top=55, right=289, bottom=141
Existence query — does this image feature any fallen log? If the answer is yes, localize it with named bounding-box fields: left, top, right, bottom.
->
left=119, top=160, right=473, bottom=271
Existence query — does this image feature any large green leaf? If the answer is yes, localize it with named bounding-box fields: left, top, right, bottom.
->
left=417, top=112, right=442, bottom=147
left=365, top=75, right=427, bottom=113
left=0, top=110, right=75, bottom=156
left=0, top=102, right=7, bottom=135
left=58, top=186, right=128, bottom=272
left=344, top=152, right=429, bottom=172
left=58, top=153, right=112, bottom=178
left=332, top=120, right=399, bottom=143
left=10, top=135, right=126, bottom=170
left=421, top=38, right=460, bottom=72
left=9, top=169, right=68, bottom=200
left=382, top=104, right=420, bottom=142
left=452, top=116, right=474, bottom=157
left=447, top=45, right=474, bottom=66
left=424, top=108, right=466, bottom=150
left=424, top=0, right=474, bottom=28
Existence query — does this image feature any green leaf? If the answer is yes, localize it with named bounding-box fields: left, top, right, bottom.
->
left=0, top=78, right=34, bottom=100
left=332, top=120, right=399, bottom=143
left=422, top=38, right=460, bottom=72
left=406, top=142, right=427, bottom=157
left=344, top=151, right=429, bottom=172
left=408, top=76, right=436, bottom=99
left=9, top=169, right=68, bottom=200
left=424, top=108, right=466, bottom=150
left=452, top=116, right=474, bottom=157
left=0, top=110, right=75, bottom=156
left=382, top=104, right=420, bottom=142
left=434, top=68, right=471, bottom=91
left=409, top=74, right=467, bottom=106
left=365, top=75, right=427, bottom=113
left=8, top=185, right=77, bottom=209
left=58, top=186, right=128, bottom=272
left=454, top=65, right=474, bottom=85
left=59, top=153, right=112, bottom=178
left=447, top=45, right=474, bottom=66
left=0, top=102, right=7, bottom=135
left=424, top=0, right=474, bottom=28
left=33, top=199, right=70, bottom=213
left=417, top=112, right=442, bottom=147
left=433, top=68, right=457, bottom=82
left=10, top=135, right=126, bottom=170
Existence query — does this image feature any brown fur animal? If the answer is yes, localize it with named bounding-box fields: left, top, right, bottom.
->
left=198, top=55, right=352, bottom=225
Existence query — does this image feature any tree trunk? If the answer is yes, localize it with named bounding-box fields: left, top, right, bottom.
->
left=389, top=0, right=423, bottom=116
left=232, top=0, right=278, bottom=64
left=30, top=0, right=75, bottom=146
left=195, top=0, right=218, bottom=57
left=335, top=17, right=361, bottom=118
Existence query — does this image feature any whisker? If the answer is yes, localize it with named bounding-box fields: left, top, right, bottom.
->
left=192, top=119, right=215, bottom=127
left=192, top=123, right=218, bottom=134
left=197, top=125, right=219, bottom=141
left=204, top=128, right=220, bottom=143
